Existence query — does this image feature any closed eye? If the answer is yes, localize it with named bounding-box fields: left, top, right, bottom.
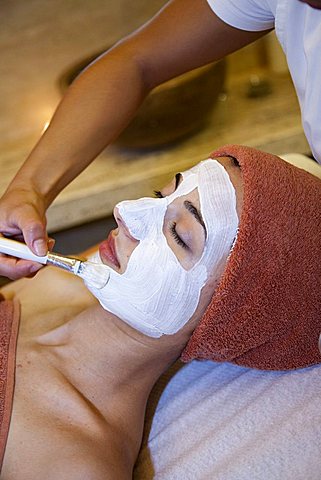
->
left=184, top=200, right=206, bottom=239
left=169, top=222, right=188, bottom=250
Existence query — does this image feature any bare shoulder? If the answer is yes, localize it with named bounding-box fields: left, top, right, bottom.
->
left=44, top=456, right=131, bottom=480
left=121, top=0, right=267, bottom=89
left=0, top=275, right=30, bottom=300
left=2, top=452, right=131, bottom=480
left=2, top=424, right=133, bottom=480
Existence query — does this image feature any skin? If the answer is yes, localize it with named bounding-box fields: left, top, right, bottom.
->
left=0, top=0, right=263, bottom=279
left=0, top=157, right=243, bottom=480
left=107, top=179, right=206, bottom=272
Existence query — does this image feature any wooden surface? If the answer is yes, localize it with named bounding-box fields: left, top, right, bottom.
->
left=0, top=71, right=309, bottom=232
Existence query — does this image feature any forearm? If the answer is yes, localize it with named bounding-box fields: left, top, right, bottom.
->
left=6, top=44, right=149, bottom=207
left=0, top=0, right=270, bottom=277
left=6, top=0, right=267, bottom=208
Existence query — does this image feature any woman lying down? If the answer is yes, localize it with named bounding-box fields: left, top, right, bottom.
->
left=0, top=145, right=320, bottom=479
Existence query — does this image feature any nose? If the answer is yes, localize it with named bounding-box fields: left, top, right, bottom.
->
left=116, top=196, right=167, bottom=240
left=114, top=207, right=137, bottom=240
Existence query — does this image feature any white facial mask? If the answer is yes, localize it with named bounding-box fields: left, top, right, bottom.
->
left=86, top=160, right=239, bottom=337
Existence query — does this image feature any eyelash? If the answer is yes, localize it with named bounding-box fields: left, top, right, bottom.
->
left=169, top=222, right=188, bottom=250
left=153, top=190, right=164, bottom=198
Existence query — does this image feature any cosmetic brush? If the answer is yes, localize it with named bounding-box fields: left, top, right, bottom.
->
left=0, top=237, right=110, bottom=289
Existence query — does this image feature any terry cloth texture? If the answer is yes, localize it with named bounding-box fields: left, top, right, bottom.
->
left=181, top=145, right=321, bottom=370
left=0, top=293, right=20, bottom=471
left=134, top=360, right=321, bottom=479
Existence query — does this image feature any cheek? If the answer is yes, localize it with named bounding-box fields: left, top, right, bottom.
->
left=200, top=255, right=230, bottom=307
left=162, top=209, right=194, bottom=270
left=193, top=270, right=222, bottom=320
left=116, top=232, right=140, bottom=273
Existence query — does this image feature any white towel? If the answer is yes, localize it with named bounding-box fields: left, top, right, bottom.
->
left=135, top=361, right=321, bottom=480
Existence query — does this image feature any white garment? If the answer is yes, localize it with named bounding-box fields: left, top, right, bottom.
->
left=207, top=0, right=321, bottom=164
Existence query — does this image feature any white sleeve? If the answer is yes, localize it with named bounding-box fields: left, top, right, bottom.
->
left=206, top=0, right=275, bottom=32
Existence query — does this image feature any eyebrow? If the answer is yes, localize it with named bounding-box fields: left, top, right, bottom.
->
left=184, top=200, right=207, bottom=238
left=175, top=173, right=182, bottom=189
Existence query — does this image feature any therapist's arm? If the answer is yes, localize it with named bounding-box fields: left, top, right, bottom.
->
left=0, top=0, right=267, bottom=278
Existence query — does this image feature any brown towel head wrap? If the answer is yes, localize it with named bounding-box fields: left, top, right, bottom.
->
left=181, top=145, right=321, bottom=370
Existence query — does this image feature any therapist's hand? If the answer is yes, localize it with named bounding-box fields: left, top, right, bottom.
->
left=0, top=187, right=50, bottom=280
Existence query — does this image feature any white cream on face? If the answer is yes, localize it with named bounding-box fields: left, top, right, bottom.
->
left=86, top=160, right=239, bottom=337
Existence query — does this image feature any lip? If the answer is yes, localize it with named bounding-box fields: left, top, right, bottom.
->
left=99, top=231, right=120, bottom=269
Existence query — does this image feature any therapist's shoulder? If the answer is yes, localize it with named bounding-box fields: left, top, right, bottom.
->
left=205, top=0, right=275, bottom=32
left=121, top=0, right=269, bottom=90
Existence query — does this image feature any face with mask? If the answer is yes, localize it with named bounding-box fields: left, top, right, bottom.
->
left=86, top=159, right=239, bottom=337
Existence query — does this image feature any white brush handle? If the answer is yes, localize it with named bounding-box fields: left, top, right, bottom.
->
left=0, top=237, right=111, bottom=289
left=0, top=237, right=48, bottom=264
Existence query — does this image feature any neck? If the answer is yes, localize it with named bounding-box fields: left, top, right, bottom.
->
left=43, top=304, right=189, bottom=412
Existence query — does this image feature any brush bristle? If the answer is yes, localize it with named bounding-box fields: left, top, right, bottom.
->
left=77, top=261, right=111, bottom=289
